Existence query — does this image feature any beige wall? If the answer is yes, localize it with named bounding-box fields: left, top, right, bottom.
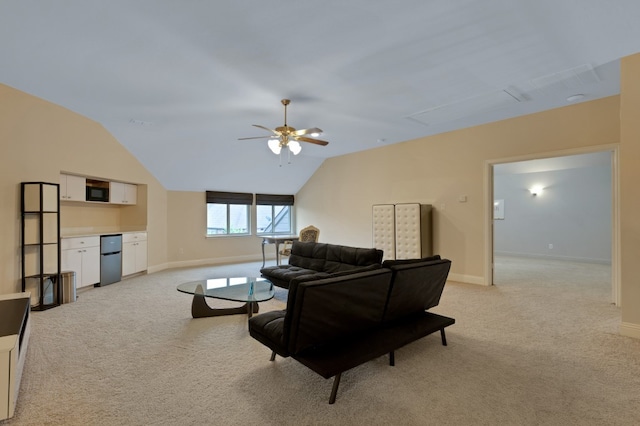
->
left=167, top=191, right=277, bottom=267
left=620, top=54, right=640, bottom=335
left=297, top=96, right=620, bottom=284
left=0, top=84, right=168, bottom=294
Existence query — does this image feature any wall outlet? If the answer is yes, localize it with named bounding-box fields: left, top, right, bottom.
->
left=548, top=244, right=553, bottom=249
left=179, top=248, right=184, bottom=254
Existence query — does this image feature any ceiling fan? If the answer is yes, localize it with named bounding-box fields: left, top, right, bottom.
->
left=238, top=99, right=329, bottom=156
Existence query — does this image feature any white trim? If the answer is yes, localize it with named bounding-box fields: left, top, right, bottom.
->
left=485, top=144, right=621, bottom=305
left=620, top=322, right=640, bottom=340
left=493, top=251, right=611, bottom=265
left=611, top=148, right=622, bottom=306
left=165, top=254, right=268, bottom=270
left=484, top=161, right=494, bottom=286
left=448, top=273, right=487, bottom=286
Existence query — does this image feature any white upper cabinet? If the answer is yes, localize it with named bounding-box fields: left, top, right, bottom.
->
left=109, top=182, right=137, bottom=205
left=59, top=174, right=86, bottom=201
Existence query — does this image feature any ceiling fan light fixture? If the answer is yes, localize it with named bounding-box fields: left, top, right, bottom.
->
left=288, top=140, right=302, bottom=155
left=268, top=139, right=281, bottom=154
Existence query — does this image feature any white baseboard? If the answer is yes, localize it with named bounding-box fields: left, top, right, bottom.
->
left=620, top=322, right=640, bottom=340
left=447, top=272, right=487, bottom=286
left=494, top=251, right=611, bottom=265
left=150, top=261, right=487, bottom=286
left=164, top=254, right=269, bottom=271
left=147, top=263, right=169, bottom=274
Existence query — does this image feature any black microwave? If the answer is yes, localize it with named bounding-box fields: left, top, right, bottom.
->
left=86, top=186, right=109, bottom=202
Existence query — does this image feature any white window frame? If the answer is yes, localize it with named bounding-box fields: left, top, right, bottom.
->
left=206, top=202, right=251, bottom=237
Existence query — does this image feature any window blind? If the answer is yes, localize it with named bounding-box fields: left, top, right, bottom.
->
left=255, top=194, right=294, bottom=206
left=206, top=191, right=253, bottom=205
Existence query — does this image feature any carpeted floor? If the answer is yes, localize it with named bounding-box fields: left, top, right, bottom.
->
left=3, top=257, right=639, bottom=426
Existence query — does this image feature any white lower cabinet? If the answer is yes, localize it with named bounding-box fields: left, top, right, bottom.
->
left=122, top=232, right=147, bottom=276
left=61, top=236, right=100, bottom=288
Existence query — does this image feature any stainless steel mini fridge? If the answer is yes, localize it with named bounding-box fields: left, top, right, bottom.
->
left=98, top=234, right=122, bottom=286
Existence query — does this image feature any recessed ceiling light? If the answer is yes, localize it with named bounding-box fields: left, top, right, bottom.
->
left=566, top=94, right=585, bottom=103
left=377, top=138, right=386, bottom=143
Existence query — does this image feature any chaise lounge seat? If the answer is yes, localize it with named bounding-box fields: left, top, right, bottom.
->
left=260, top=241, right=384, bottom=289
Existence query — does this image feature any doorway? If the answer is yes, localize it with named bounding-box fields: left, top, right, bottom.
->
left=486, top=148, right=619, bottom=305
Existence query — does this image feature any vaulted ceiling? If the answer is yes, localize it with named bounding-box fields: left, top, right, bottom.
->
left=2, top=1, right=640, bottom=194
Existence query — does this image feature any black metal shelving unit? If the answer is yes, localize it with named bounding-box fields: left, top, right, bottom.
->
left=21, top=182, right=61, bottom=310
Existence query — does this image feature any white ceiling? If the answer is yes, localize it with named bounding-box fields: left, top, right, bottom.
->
left=2, top=1, right=639, bottom=194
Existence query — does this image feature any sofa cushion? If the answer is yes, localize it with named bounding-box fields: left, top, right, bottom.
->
left=286, top=268, right=393, bottom=355
left=260, top=265, right=320, bottom=285
left=323, top=245, right=384, bottom=273
left=287, top=241, right=328, bottom=271
left=382, top=255, right=441, bottom=268
left=248, top=309, right=289, bottom=357
left=382, top=259, right=451, bottom=322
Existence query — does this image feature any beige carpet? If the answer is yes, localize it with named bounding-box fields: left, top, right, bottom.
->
left=4, top=257, right=640, bottom=426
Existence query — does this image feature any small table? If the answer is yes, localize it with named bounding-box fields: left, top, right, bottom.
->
left=177, top=277, right=275, bottom=319
left=261, top=234, right=299, bottom=267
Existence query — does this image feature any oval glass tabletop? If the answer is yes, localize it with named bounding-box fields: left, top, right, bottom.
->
left=177, top=277, right=275, bottom=303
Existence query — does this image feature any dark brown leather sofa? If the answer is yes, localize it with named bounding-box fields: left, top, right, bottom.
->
left=260, top=241, right=384, bottom=289
left=249, top=256, right=455, bottom=403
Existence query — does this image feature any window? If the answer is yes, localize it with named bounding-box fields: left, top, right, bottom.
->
left=256, top=194, right=294, bottom=234
left=206, top=191, right=252, bottom=236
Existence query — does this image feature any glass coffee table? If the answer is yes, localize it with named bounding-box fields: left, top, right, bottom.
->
left=177, top=277, right=275, bottom=319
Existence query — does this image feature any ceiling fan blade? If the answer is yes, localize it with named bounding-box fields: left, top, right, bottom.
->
left=238, top=135, right=274, bottom=140
left=294, top=135, right=329, bottom=146
left=252, top=124, right=278, bottom=134
left=294, top=127, right=323, bottom=136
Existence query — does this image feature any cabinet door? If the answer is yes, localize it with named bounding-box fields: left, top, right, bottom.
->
left=82, top=246, right=101, bottom=286
left=109, top=182, right=125, bottom=204
left=135, top=240, right=147, bottom=273
left=62, top=249, right=83, bottom=288
left=122, top=242, right=136, bottom=276
left=110, top=182, right=137, bottom=205
left=124, top=184, right=137, bottom=205
left=60, top=174, right=86, bottom=201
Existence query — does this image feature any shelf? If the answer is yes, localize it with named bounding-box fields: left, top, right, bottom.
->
left=24, top=272, right=60, bottom=279
left=23, top=210, right=58, bottom=214
left=21, top=182, right=61, bottom=310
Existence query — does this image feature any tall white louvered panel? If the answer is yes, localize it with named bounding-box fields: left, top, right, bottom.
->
left=394, top=203, right=422, bottom=259
left=372, top=204, right=395, bottom=261
left=373, top=203, right=433, bottom=260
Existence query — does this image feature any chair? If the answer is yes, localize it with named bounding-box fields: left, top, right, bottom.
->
left=279, top=225, right=320, bottom=258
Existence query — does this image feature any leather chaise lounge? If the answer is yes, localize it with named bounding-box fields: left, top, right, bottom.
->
left=249, top=256, right=455, bottom=404
left=260, top=241, right=384, bottom=289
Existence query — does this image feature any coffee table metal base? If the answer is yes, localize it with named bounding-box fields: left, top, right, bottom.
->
left=190, top=284, right=260, bottom=318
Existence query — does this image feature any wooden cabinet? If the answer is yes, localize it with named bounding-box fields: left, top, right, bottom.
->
left=122, top=232, right=147, bottom=276
left=0, top=293, right=31, bottom=421
left=61, top=236, right=100, bottom=288
left=59, top=174, right=86, bottom=201
left=110, top=182, right=137, bottom=205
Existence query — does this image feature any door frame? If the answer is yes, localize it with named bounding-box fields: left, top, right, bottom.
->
left=484, top=144, right=620, bottom=306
